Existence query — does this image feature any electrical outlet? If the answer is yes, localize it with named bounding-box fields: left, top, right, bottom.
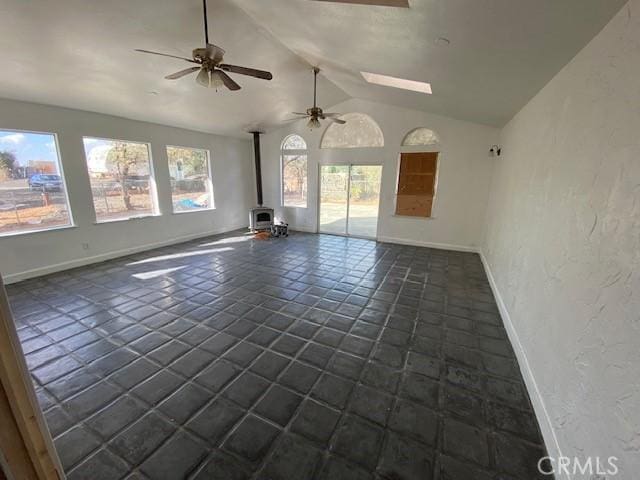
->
left=82, top=243, right=89, bottom=250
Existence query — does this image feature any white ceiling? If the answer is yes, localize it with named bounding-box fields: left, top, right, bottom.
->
left=0, top=0, right=626, bottom=137
left=234, top=0, right=627, bottom=127
left=0, top=0, right=348, bottom=138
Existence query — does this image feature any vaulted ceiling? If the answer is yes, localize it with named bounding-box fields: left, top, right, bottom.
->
left=0, top=0, right=626, bottom=137
left=234, top=0, right=627, bottom=127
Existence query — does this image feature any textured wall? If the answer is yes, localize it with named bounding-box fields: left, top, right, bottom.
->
left=260, top=98, right=498, bottom=250
left=482, top=1, right=640, bottom=476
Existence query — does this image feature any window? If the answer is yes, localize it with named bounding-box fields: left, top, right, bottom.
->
left=282, top=134, right=307, bottom=150
left=395, top=152, right=438, bottom=217
left=82, top=138, right=158, bottom=222
left=281, top=135, right=308, bottom=208
left=167, top=146, right=214, bottom=212
left=402, top=127, right=440, bottom=146
left=361, top=72, right=432, bottom=94
left=0, top=130, right=73, bottom=236
left=320, top=113, right=384, bottom=149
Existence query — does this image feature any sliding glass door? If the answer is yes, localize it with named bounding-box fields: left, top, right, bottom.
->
left=319, top=164, right=382, bottom=238
left=347, top=165, right=382, bottom=238
left=319, top=165, right=349, bottom=235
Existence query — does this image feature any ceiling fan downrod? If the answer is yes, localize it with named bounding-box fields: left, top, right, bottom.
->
left=203, top=0, right=209, bottom=45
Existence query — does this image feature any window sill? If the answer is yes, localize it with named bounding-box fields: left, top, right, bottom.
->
left=172, top=208, right=216, bottom=215
left=94, top=214, right=161, bottom=225
left=282, top=205, right=308, bottom=209
left=392, top=214, right=437, bottom=220
left=0, top=224, right=76, bottom=239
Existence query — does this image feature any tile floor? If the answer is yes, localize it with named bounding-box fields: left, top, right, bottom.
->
left=7, top=231, right=550, bottom=480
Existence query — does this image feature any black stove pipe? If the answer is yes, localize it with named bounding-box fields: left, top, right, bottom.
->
left=251, top=131, right=263, bottom=207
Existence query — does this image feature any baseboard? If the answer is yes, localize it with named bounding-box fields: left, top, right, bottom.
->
left=377, top=235, right=479, bottom=253
left=289, top=225, right=317, bottom=233
left=479, top=249, right=566, bottom=479
left=3, top=224, right=247, bottom=284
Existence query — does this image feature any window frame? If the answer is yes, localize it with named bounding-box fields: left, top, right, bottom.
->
left=280, top=135, right=308, bottom=209
left=166, top=144, right=215, bottom=214
left=394, top=151, right=440, bottom=219
left=82, top=136, right=160, bottom=224
left=0, top=128, right=75, bottom=238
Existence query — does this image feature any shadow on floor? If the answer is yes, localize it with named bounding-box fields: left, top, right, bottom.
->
left=7, top=230, right=551, bottom=480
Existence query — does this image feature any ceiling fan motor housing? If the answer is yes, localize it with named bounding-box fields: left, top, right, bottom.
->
left=193, top=48, right=209, bottom=62
left=307, top=106, right=323, bottom=117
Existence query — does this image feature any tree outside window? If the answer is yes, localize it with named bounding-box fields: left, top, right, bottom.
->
left=0, top=130, right=73, bottom=236
left=167, top=146, right=213, bottom=212
left=83, top=138, right=157, bottom=222
left=281, top=135, right=308, bottom=208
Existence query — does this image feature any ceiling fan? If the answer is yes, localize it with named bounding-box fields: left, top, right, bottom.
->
left=135, top=0, right=273, bottom=91
left=291, top=67, right=345, bottom=129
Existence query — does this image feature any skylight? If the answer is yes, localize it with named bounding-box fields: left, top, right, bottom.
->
left=361, top=72, right=432, bottom=94
left=313, top=0, right=409, bottom=7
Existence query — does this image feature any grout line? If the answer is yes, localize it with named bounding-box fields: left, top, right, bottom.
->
left=8, top=233, right=546, bottom=480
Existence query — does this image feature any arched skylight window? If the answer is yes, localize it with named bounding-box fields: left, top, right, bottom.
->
left=401, top=127, right=440, bottom=146
left=320, top=113, right=384, bottom=149
left=281, top=135, right=308, bottom=208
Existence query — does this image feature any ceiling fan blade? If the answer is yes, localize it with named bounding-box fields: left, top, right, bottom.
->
left=291, top=112, right=309, bottom=116
left=165, top=67, right=200, bottom=80
left=135, top=49, right=197, bottom=63
left=323, top=113, right=343, bottom=117
left=206, top=44, right=225, bottom=63
left=196, top=68, right=210, bottom=87
left=218, top=64, right=273, bottom=80
left=213, top=70, right=241, bottom=91
left=328, top=117, right=347, bottom=125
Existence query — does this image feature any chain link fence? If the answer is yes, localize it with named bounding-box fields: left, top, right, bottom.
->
left=0, top=185, right=70, bottom=233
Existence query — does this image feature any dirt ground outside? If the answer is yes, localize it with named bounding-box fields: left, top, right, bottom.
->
left=0, top=178, right=71, bottom=234
left=94, top=191, right=209, bottom=220
left=0, top=179, right=210, bottom=231
left=319, top=200, right=379, bottom=238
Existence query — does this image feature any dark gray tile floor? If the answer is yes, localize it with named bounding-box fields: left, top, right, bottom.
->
left=7, top=231, right=551, bottom=480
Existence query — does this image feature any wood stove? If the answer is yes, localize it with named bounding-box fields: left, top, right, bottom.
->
left=249, top=207, right=274, bottom=231
left=248, top=131, right=274, bottom=232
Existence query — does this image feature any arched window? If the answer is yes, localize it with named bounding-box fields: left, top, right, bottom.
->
left=281, top=134, right=308, bottom=208
left=401, top=127, right=440, bottom=146
left=320, top=113, right=384, bottom=149
left=395, top=127, right=441, bottom=218
left=282, top=134, right=307, bottom=150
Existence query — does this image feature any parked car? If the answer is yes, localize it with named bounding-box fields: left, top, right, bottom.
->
left=28, top=174, right=63, bottom=191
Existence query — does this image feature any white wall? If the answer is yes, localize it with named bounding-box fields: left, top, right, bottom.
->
left=261, top=98, right=498, bottom=250
left=0, top=98, right=254, bottom=282
left=482, top=1, right=639, bottom=476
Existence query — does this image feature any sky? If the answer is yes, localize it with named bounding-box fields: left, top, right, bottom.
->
left=0, top=132, right=123, bottom=171
left=0, top=133, right=157, bottom=174
left=82, top=138, right=151, bottom=175
left=0, top=130, right=59, bottom=166
left=83, top=138, right=114, bottom=174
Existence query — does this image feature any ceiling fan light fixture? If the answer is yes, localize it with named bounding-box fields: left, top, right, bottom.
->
left=361, top=71, right=432, bottom=94
left=210, top=70, right=225, bottom=90
left=196, top=68, right=210, bottom=87
left=307, top=117, right=322, bottom=129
